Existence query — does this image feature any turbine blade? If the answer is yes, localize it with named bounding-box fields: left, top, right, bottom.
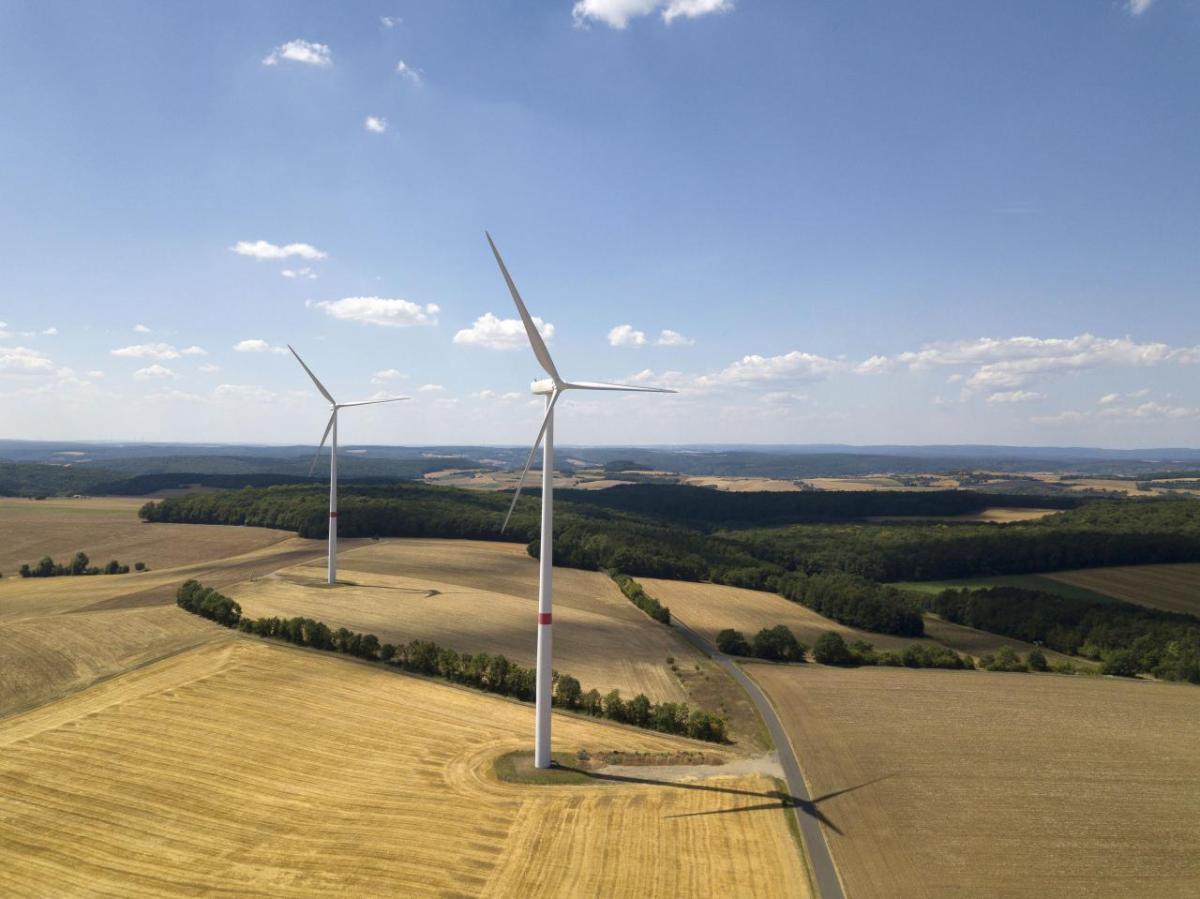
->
left=501, top=391, right=560, bottom=533
left=309, top=411, right=336, bottom=477
left=288, top=345, right=336, bottom=405
left=485, top=232, right=562, bottom=384
left=339, top=396, right=411, bottom=408
left=564, top=380, right=677, bottom=394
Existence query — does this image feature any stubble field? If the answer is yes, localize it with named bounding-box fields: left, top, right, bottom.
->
left=1045, top=563, right=1200, bottom=616
left=751, top=664, right=1200, bottom=899
left=0, top=637, right=810, bottom=898
left=228, top=539, right=706, bottom=704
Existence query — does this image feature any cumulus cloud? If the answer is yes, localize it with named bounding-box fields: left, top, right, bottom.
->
left=986, top=390, right=1044, bottom=404
left=315, top=297, right=439, bottom=328
left=198, top=363, right=221, bottom=374
left=365, top=116, right=387, bottom=134
left=395, top=60, right=422, bottom=85
left=111, top=342, right=181, bottom=360
left=181, top=346, right=208, bottom=356
left=1099, top=392, right=1121, bottom=405
left=381, top=15, right=402, bottom=28
left=1127, top=0, right=1153, bottom=15
left=453, top=312, right=554, bottom=350
left=0, top=346, right=54, bottom=372
left=1036, top=400, right=1196, bottom=425
left=372, top=369, right=407, bottom=383
left=262, top=39, right=332, bottom=67
left=281, top=267, right=318, bottom=280
left=855, top=354, right=892, bottom=375
left=232, top=240, right=327, bottom=261
left=608, top=324, right=647, bottom=347
left=887, top=334, right=1200, bottom=391
left=134, top=364, right=176, bottom=381
left=233, top=339, right=286, bottom=354
left=656, top=329, right=694, bottom=347
left=572, top=0, right=732, bottom=29
left=42, top=327, right=58, bottom=336
left=418, top=383, right=446, bottom=392
left=133, top=323, right=151, bottom=333
left=696, top=350, right=841, bottom=387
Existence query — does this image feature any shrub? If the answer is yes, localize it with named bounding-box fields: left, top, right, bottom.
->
left=812, top=632, right=856, bottom=666
left=751, top=625, right=806, bottom=662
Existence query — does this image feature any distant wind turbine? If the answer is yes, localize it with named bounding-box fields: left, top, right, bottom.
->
left=288, top=345, right=409, bottom=585
left=486, top=232, right=675, bottom=769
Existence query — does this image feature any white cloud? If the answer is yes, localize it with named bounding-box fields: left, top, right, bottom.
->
left=365, top=116, right=387, bottom=134
left=198, top=363, right=221, bottom=374
left=986, top=390, right=1044, bottom=405
left=134, top=364, right=176, bottom=381
left=372, top=369, right=407, bottom=384
left=889, top=334, right=1200, bottom=391
left=473, top=389, right=497, bottom=400
left=502, top=392, right=521, bottom=401
left=262, top=39, right=332, bottom=68
left=418, top=383, right=446, bottom=392
left=453, top=312, right=554, bottom=351
left=662, top=0, right=734, bottom=24
left=281, top=267, right=318, bottom=280
left=572, top=0, right=732, bottom=29
left=181, top=345, right=208, bottom=356
left=133, top=323, right=151, bottom=333
left=381, top=15, right=403, bottom=28
left=608, top=324, right=647, bottom=347
left=1099, top=392, right=1121, bottom=405
left=395, top=60, right=422, bottom=85
left=1127, top=0, right=1153, bottom=15
left=855, top=354, right=892, bottom=375
left=761, top=391, right=808, bottom=405
left=42, top=327, right=58, bottom=336
left=696, top=350, right=841, bottom=386
left=656, top=329, right=694, bottom=347
left=233, top=338, right=285, bottom=354
left=86, top=370, right=104, bottom=379
left=0, top=346, right=54, bottom=373
left=315, top=297, right=439, bottom=328
left=232, top=240, right=327, bottom=261
left=111, top=342, right=180, bottom=360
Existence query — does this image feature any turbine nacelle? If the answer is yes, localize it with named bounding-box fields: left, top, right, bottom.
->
left=531, top=378, right=556, bottom=396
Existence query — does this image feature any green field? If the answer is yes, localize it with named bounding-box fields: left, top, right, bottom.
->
left=891, top=573, right=1117, bottom=604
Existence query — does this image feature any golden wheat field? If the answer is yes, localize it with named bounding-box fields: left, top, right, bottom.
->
left=1045, top=563, right=1200, bottom=616
left=0, top=637, right=809, bottom=898
left=639, top=577, right=1079, bottom=665
left=751, top=664, right=1200, bottom=899
left=227, top=538, right=704, bottom=704
left=0, top=496, right=292, bottom=575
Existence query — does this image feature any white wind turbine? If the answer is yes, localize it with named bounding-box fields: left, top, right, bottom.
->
left=288, top=345, right=410, bottom=585
left=486, top=232, right=675, bottom=769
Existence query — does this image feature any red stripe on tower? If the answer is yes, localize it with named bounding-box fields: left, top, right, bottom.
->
left=329, top=511, right=338, bottom=518
left=538, top=612, right=552, bottom=625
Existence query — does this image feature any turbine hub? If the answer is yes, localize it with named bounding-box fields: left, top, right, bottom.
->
left=531, top=378, right=556, bottom=395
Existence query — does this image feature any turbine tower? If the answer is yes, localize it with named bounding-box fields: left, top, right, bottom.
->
left=289, top=345, right=409, bottom=585
left=486, top=232, right=674, bottom=769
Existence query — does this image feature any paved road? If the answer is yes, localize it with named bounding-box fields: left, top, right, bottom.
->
left=673, top=618, right=847, bottom=899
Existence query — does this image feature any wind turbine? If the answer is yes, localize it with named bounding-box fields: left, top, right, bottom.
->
left=486, top=232, right=675, bottom=769
left=288, top=345, right=410, bottom=585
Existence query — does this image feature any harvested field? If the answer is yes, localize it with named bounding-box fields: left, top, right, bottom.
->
left=1046, top=563, right=1200, bottom=616
left=0, top=638, right=809, bottom=898
left=228, top=539, right=705, bottom=704
left=683, top=476, right=806, bottom=492
left=868, top=506, right=1059, bottom=523
left=0, top=495, right=291, bottom=576
left=752, top=664, right=1200, bottom=899
left=642, top=577, right=1083, bottom=666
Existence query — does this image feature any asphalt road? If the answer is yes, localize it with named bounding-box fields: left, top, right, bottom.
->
left=672, top=618, right=847, bottom=899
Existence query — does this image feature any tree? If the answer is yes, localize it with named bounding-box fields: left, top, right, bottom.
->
left=1101, top=649, right=1140, bottom=678
left=1027, top=648, right=1049, bottom=672
left=716, top=628, right=751, bottom=656
left=70, top=551, right=90, bottom=575
left=554, top=674, right=582, bottom=708
left=813, top=632, right=855, bottom=666
left=752, top=625, right=806, bottom=662
left=985, top=645, right=1027, bottom=672
left=602, top=689, right=627, bottom=722
left=582, top=689, right=603, bottom=716
left=628, top=693, right=652, bottom=727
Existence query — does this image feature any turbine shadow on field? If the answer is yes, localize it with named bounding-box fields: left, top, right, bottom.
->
left=554, top=765, right=894, bottom=835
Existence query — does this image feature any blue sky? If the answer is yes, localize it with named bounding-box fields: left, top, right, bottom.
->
left=1, top=0, right=1197, bottom=447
